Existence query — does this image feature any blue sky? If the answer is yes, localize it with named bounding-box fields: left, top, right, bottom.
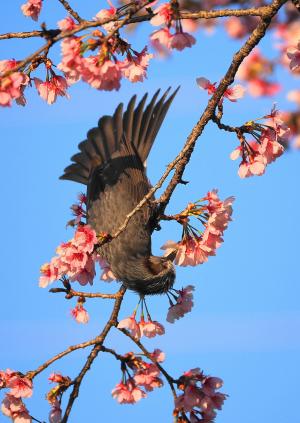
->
left=1, top=1, right=299, bottom=422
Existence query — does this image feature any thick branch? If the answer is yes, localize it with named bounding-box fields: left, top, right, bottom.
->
left=61, top=286, right=126, bottom=422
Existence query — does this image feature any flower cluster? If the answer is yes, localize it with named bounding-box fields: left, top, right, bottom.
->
left=166, top=285, right=194, bottom=323
left=33, top=73, right=69, bottom=105
left=150, top=2, right=196, bottom=55
left=174, top=368, right=226, bottom=422
left=0, top=60, right=29, bottom=107
left=161, top=190, right=234, bottom=267
left=111, top=351, right=164, bottom=404
left=197, top=76, right=246, bottom=102
left=236, top=48, right=280, bottom=97
left=118, top=315, right=165, bottom=340
left=58, top=31, right=153, bottom=91
left=0, top=369, right=33, bottom=423
left=21, top=0, right=42, bottom=21
left=230, top=107, right=288, bottom=178
left=39, top=224, right=97, bottom=287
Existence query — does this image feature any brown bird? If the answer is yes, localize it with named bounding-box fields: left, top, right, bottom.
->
left=60, top=88, right=178, bottom=295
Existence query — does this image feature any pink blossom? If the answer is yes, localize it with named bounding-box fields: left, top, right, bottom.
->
left=139, top=318, right=165, bottom=338
left=34, top=75, right=69, bottom=105
left=149, top=349, right=165, bottom=363
left=57, top=37, right=83, bottom=85
left=170, top=32, right=196, bottom=51
left=71, top=304, right=89, bottom=324
left=287, top=41, right=300, bottom=71
left=94, top=2, right=117, bottom=32
left=150, top=3, right=173, bottom=26
left=117, top=316, right=141, bottom=340
left=197, top=76, right=245, bottom=102
left=134, top=364, right=163, bottom=391
left=224, top=84, right=246, bottom=102
left=48, top=373, right=66, bottom=384
left=0, top=61, right=29, bottom=107
left=120, top=48, right=153, bottom=83
left=287, top=89, right=300, bottom=106
left=111, top=380, right=146, bottom=404
left=1, top=394, right=31, bottom=422
left=6, top=374, right=32, bottom=399
left=57, top=16, right=76, bottom=31
left=71, top=255, right=95, bottom=285
left=224, top=16, right=257, bottom=39
left=196, top=77, right=216, bottom=95
left=73, top=225, right=97, bottom=253
left=167, top=285, right=194, bottom=323
left=81, top=57, right=121, bottom=91
left=247, top=79, right=280, bottom=97
left=150, top=28, right=172, bottom=56
left=97, top=257, right=116, bottom=282
left=39, top=261, right=60, bottom=288
left=21, top=0, right=42, bottom=21
left=49, top=400, right=62, bottom=423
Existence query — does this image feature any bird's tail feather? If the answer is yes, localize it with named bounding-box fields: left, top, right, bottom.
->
left=60, top=87, right=179, bottom=185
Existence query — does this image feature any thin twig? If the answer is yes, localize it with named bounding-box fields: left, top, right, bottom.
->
left=49, top=287, right=121, bottom=299
left=57, top=0, right=84, bottom=23
left=61, top=286, right=126, bottom=422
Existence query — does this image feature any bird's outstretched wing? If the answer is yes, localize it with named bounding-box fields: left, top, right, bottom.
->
left=60, top=87, right=179, bottom=186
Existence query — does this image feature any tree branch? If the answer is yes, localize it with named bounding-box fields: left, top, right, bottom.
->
left=57, top=0, right=84, bottom=23
left=49, top=287, right=121, bottom=299
left=61, top=285, right=126, bottom=422
left=25, top=286, right=126, bottom=382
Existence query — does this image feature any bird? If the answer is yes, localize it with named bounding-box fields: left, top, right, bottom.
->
left=60, top=88, right=179, bottom=296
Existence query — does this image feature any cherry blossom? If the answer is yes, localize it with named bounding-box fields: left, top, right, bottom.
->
left=230, top=108, right=286, bottom=178
left=174, top=368, right=226, bottom=421
left=81, top=57, right=121, bottom=91
left=57, top=37, right=83, bottom=85
left=170, top=32, right=196, bottom=51
left=21, top=0, right=42, bottom=21
left=237, top=48, right=280, bottom=97
left=134, top=364, right=163, bottom=391
left=1, top=394, right=32, bottom=422
left=57, top=16, right=76, bottom=31
left=150, top=3, right=173, bottom=27
left=0, top=60, right=29, bottom=107
left=149, top=349, right=165, bottom=363
left=49, top=400, right=62, bottom=423
left=71, top=304, right=89, bottom=324
left=197, top=76, right=245, bottom=102
left=6, top=374, right=33, bottom=399
left=287, top=41, right=300, bottom=71
left=167, top=285, right=194, bottom=323
left=94, top=1, right=117, bottom=32
left=120, top=48, right=153, bottom=83
left=150, top=28, right=172, bottom=56
left=34, top=75, right=69, bottom=105
left=117, top=316, right=141, bottom=340
left=139, top=318, right=165, bottom=338
left=111, top=380, right=146, bottom=404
